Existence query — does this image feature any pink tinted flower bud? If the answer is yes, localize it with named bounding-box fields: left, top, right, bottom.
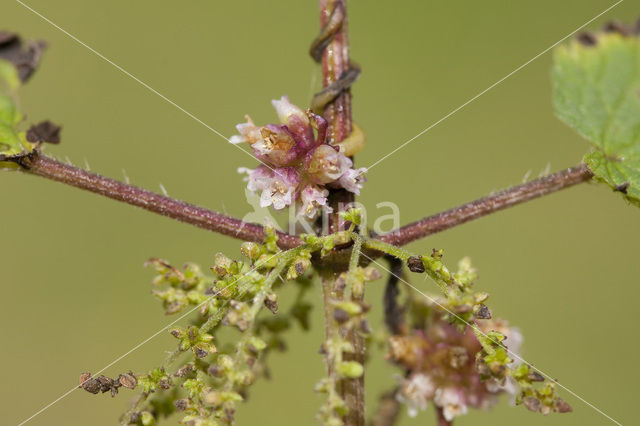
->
left=271, top=96, right=315, bottom=150
left=306, top=144, right=351, bottom=184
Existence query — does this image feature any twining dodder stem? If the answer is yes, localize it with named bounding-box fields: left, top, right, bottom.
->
left=378, top=164, right=594, bottom=247
left=15, top=153, right=302, bottom=249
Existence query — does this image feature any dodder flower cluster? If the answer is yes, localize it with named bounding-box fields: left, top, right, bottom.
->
left=390, top=313, right=522, bottom=421
left=232, top=96, right=366, bottom=218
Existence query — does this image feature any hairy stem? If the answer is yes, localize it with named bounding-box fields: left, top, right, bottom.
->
left=316, top=1, right=364, bottom=424
left=342, top=235, right=365, bottom=426
left=378, top=164, right=593, bottom=247
left=9, top=152, right=302, bottom=249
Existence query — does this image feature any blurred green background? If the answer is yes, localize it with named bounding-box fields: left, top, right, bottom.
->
left=1, top=0, right=637, bottom=425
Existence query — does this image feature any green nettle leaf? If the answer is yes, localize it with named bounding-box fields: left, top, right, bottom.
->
left=0, top=60, right=34, bottom=163
left=0, top=58, right=20, bottom=91
left=553, top=31, right=640, bottom=206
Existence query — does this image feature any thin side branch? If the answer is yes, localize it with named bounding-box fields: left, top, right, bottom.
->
left=378, top=164, right=593, bottom=247
left=10, top=152, right=302, bottom=249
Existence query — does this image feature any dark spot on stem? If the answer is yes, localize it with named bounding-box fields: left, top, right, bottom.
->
left=614, top=182, right=629, bottom=194
left=333, top=307, right=350, bottom=323
left=407, top=256, right=425, bottom=273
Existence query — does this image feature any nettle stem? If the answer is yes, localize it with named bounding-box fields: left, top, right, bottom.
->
left=315, top=1, right=365, bottom=424
left=6, top=153, right=593, bottom=263
left=378, top=164, right=593, bottom=247
left=12, top=152, right=302, bottom=249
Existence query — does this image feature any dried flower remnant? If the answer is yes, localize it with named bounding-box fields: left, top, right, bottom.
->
left=232, top=96, right=367, bottom=217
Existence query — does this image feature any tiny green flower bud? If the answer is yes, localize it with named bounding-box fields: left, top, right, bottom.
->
left=247, top=336, right=267, bottom=353
left=314, top=377, right=331, bottom=393
left=337, top=361, right=364, bottom=379
left=362, top=266, right=382, bottom=281
left=334, top=301, right=362, bottom=316
left=220, top=391, right=244, bottom=403
left=218, top=354, right=235, bottom=371
left=201, top=389, right=222, bottom=407
left=240, top=242, right=262, bottom=261
left=352, top=279, right=365, bottom=299
left=333, top=231, right=351, bottom=245
left=257, top=253, right=279, bottom=269
left=140, top=411, right=155, bottom=425
left=212, top=253, right=233, bottom=277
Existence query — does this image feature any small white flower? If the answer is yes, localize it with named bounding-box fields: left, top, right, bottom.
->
left=238, top=166, right=272, bottom=192
left=397, top=373, right=436, bottom=418
left=239, top=166, right=300, bottom=210
left=434, top=387, right=468, bottom=421
left=338, top=167, right=367, bottom=195
left=230, top=116, right=261, bottom=145
left=299, top=184, right=329, bottom=218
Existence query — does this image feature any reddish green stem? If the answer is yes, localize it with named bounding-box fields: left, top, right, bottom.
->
left=378, top=164, right=593, bottom=247
left=12, top=152, right=302, bottom=249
